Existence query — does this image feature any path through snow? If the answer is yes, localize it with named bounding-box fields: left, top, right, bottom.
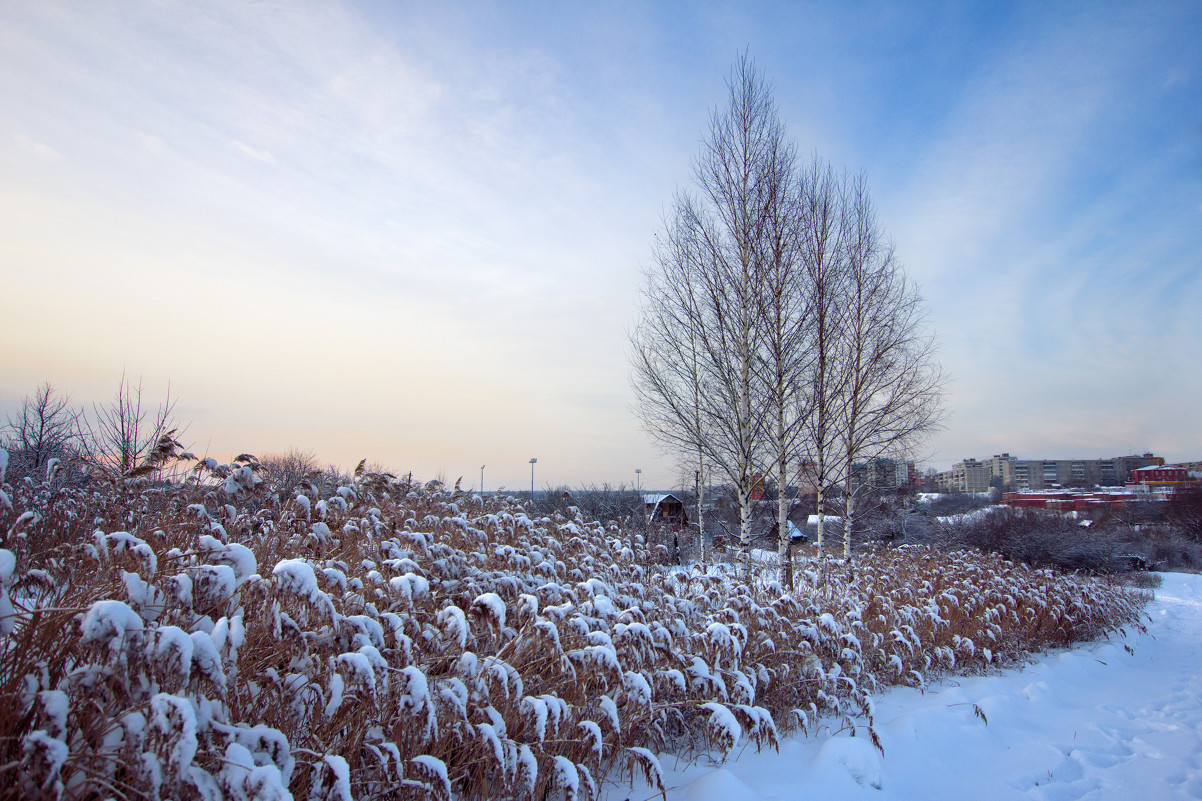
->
left=607, top=572, right=1202, bottom=801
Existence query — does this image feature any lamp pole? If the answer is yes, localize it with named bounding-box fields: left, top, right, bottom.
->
left=529, top=458, right=537, bottom=502
left=635, top=468, right=643, bottom=526
left=480, top=464, right=485, bottom=494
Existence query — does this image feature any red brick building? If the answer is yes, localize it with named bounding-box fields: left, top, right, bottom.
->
left=1127, top=465, right=1192, bottom=488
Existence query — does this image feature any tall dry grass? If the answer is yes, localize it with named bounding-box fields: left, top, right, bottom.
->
left=0, top=457, right=1148, bottom=800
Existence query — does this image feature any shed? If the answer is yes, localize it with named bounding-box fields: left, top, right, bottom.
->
left=643, top=493, right=687, bottom=525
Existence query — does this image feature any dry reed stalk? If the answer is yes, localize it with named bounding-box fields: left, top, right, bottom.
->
left=0, top=460, right=1149, bottom=800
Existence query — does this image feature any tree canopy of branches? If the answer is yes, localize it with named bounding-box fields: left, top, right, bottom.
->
left=834, top=175, right=943, bottom=557
left=2, top=383, right=81, bottom=481
left=631, top=54, right=943, bottom=575
left=259, top=447, right=322, bottom=499
left=81, top=373, right=185, bottom=482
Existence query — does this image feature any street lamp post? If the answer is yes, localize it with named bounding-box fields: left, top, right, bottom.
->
left=480, top=465, right=485, bottom=494
left=635, top=468, right=643, bottom=526
left=529, top=458, right=537, bottom=503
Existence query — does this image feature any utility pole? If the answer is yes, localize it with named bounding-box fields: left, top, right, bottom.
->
left=636, top=468, right=644, bottom=526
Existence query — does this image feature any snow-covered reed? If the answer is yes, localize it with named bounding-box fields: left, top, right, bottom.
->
left=0, top=458, right=1148, bottom=800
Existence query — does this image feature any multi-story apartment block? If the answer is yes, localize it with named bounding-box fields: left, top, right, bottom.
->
left=943, top=458, right=993, bottom=493
left=934, top=453, right=1162, bottom=492
left=850, top=458, right=919, bottom=491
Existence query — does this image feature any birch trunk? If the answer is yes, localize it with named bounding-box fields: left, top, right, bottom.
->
left=843, top=479, right=855, bottom=559
left=775, top=434, right=791, bottom=585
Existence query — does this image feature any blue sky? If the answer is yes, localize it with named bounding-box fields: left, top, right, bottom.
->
left=1, top=1, right=1199, bottom=490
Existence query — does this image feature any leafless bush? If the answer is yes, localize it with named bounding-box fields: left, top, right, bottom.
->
left=933, top=501, right=1202, bottom=575
left=1130, top=523, right=1202, bottom=571
left=1111, top=571, right=1163, bottom=590
left=80, top=373, right=187, bottom=484
left=260, top=447, right=322, bottom=499
left=2, top=383, right=83, bottom=483
left=1166, top=488, right=1202, bottom=543
left=921, top=492, right=992, bottom=517
left=935, top=507, right=1123, bottom=573
left=535, top=484, right=642, bottom=528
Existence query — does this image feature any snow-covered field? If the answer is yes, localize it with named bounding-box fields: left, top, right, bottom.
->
left=611, top=572, right=1202, bottom=800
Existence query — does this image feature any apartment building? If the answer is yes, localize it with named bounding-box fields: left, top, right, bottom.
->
left=850, top=458, right=919, bottom=491
left=935, top=453, right=1162, bottom=492
left=944, top=458, right=993, bottom=493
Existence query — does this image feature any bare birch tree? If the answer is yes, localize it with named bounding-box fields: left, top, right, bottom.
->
left=631, top=54, right=787, bottom=565
left=796, top=159, right=851, bottom=558
left=632, top=203, right=712, bottom=562
left=753, top=142, right=811, bottom=584
left=835, top=175, right=944, bottom=557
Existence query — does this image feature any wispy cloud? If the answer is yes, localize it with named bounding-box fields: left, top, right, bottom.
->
left=12, top=133, right=61, bottom=162
left=228, top=140, right=276, bottom=165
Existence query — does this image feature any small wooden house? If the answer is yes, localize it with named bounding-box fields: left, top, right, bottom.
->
left=643, top=493, right=687, bottom=526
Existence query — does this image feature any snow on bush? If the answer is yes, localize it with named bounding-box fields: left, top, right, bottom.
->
left=0, top=463, right=1149, bottom=800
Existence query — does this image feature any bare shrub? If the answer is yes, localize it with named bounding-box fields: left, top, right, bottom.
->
left=933, top=507, right=1120, bottom=573
left=260, top=447, right=322, bottom=499
left=1114, top=571, right=1163, bottom=590
left=1132, top=523, right=1202, bottom=571
left=81, top=373, right=187, bottom=483
left=921, top=492, right=992, bottom=517
left=1166, top=487, right=1202, bottom=543
left=2, top=382, right=82, bottom=483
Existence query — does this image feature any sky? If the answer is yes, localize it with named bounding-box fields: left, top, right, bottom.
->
left=1, top=1, right=1200, bottom=490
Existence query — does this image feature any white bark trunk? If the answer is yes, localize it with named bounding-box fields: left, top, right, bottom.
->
left=775, top=460, right=790, bottom=585
left=738, top=480, right=752, bottom=578
left=843, top=482, right=855, bottom=559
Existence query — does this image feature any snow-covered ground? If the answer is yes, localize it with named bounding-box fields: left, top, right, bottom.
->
left=609, top=573, right=1202, bottom=800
